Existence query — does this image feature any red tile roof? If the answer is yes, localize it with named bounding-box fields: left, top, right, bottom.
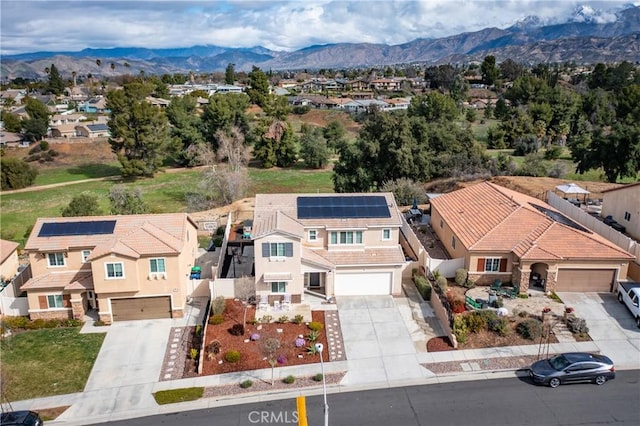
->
left=1, top=239, right=19, bottom=264
left=21, top=271, right=93, bottom=291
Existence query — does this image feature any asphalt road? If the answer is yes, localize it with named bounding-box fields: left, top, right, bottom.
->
left=102, top=370, right=640, bottom=426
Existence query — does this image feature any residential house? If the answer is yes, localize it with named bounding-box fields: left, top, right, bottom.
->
left=600, top=183, right=640, bottom=240
left=252, top=193, right=407, bottom=304
left=50, top=113, right=87, bottom=126
left=75, top=122, right=110, bottom=138
left=0, top=89, right=27, bottom=106
left=77, top=96, right=109, bottom=113
left=429, top=182, right=634, bottom=293
left=21, top=213, right=199, bottom=324
left=343, top=99, right=389, bottom=113
left=50, top=123, right=79, bottom=139
left=0, top=131, right=27, bottom=148
left=1, top=239, right=20, bottom=284
left=369, top=78, right=403, bottom=91
left=1, top=239, right=30, bottom=316
left=146, top=96, right=171, bottom=108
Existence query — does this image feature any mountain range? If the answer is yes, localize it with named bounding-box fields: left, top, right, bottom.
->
left=2, top=5, right=639, bottom=79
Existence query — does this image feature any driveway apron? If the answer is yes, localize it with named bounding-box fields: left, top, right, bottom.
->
left=337, top=295, right=433, bottom=386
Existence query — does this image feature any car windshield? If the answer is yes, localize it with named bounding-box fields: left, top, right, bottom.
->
left=549, top=354, right=571, bottom=370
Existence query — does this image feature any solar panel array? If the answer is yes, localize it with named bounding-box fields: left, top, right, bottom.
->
left=529, top=203, right=591, bottom=233
left=297, top=196, right=391, bottom=219
left=38, top=220, right=117, bottom=237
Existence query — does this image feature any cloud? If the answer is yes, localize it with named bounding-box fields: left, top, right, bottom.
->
left=0, top=0, right=635, bottom=55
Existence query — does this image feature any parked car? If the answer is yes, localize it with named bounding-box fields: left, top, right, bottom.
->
left=617, top=281, right=640, bottom=328
left=529, top=352, right=615, bottom=388
left=0, top=410, right=43, bottom=426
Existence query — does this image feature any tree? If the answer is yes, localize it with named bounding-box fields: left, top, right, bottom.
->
left=108, top=185, right=148, bottom=214
left=253, top=119, right=298, bottom=168
left=201, top=93, right=250, bottom=149
left=225, top=63, right=235, bottom=85
left=46, top=63, right=65, bottom=95
left=300, top=127, right=329, bottom=169
left=499, top=58, right=524, bottom=81
left=246, top=66, right=270, bottom=107
left=166, top=95, right=205, bottom=166
left=381, top=178, right=427, bottom=206
left=480, top=56, right=500, bottom=86
left=107, top=82, right=170, bottom=177
left=0, top=158, right=38, bottom=190
left=408, top=92, right=458, bottom=122
left=61, top=193, right=102, bottom=217
left=23, top=97, right=50, bottom=141
left=262, top=336, right=282, bottom=386
left=0, top=111, right=22, bottom=133
left=323, top=120, right=347, bottom=151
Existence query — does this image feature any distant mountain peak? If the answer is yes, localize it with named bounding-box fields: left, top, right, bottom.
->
left=569, top=4, right=619, bottom=24
left=511, top=15, right=546, bottom=30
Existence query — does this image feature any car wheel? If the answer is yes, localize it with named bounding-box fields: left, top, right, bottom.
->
left=636, top=317, right=640, bottom=329
left=618, top=292, right=623, bottom=303
left=549, top=378, right=561, bottom=388
left=594, top=375, right=607, bottom=385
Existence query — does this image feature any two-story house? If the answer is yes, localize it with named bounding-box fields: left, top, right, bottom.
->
left=21, top=213, right=199, bottom=324
left=601, top=182, right=640, bottom=241
left=252, top=193, right=407, bottom=303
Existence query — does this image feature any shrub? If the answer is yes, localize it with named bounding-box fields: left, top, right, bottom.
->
left=566, top=315, right=589, bottom=335
left=465, top=311, right=488, bottom=333
left=277, top=315, right=289, bottom=324
left=283, top=375, right=295, bottom=384
left=1, top=316, right=29, bottom=330
left=212, top=236, right=223, bottom=247
left=28, top=144, right=42, bottom=154
left=25, top=319, right=46, bottom=330
left=516, top=318, right=543, bottom=340
left=39, top=140, right=49, bottom=150
left=277, top=355, right=287, bottom=365
left=1, top=157, right=38, bottom=190
left=413, top=275, right=432, bottom=301
left=292, top=314, right=304, bottom=324
left=43, top=319, right=58, bottom=329
left=260, top=315, right=273, bottom=323
left=216, top=225, right=225, bottom=236
left=491, top=298, right=504, bottom=308
left=549, top=292, right=563, bottom=302
left=455, top=268, right=468, bottom=286
left=436, top=275, right=448, bottom=292
left=49, top=149, right=59, bottom=157
left=250, top=333, right=260, bottom=341
left=544, top=145, right=563, bottom=160
left=240, top=380, right=253, bottom=389
left=295, top=337, right=306, bottom=347
left=453, top=315, right=468, bottom=344
left=229, top=324, right=245, bottom=336
left=195, top=325, right=202, bottom=336
left=488, top=317, right=510, bottom=336
left=211, top=296, right=226, bottom=316
left=248, top=318, right=258, bottom=325
left=25, top=154, right=41, bottom=162
left=190, top=348, right=199, bottom=360
left=306, top=344, right=319, bottom=355
left=306, top=330, right=320, bottom=342
left=308, top=321, right=324, bottom=332
left=225, top=350, right=241, bottom=363
left=313, top=373, right=324, bottom=382
left=209, top=314, right=224, bottom=325
left=206, top=340, right=221, bottom=355
left=447, top=294, right=465, bottom=314
left=94, top=320, right=106, bottom=326
left=154, top=387, right=203, bottom=405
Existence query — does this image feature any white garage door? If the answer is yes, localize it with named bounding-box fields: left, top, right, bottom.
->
left=334, top=272, right=392, bottom=296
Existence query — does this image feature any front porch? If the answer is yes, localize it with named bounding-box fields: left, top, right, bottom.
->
left=255, top=300, right=313, bottom=322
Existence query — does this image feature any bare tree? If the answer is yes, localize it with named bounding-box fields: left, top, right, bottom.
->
left=262, top=336, right=282, bottom=386
left=216, top=126, right=250, bottom=171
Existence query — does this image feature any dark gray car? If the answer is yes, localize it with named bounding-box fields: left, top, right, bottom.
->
left=529, top=352, right=615, bottom=388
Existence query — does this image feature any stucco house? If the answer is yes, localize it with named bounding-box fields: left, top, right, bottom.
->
left=601, top=182, right=640, bottom=241
left=252, top=193, right=407, bottom=304
left=429, top=182, right=634, bottom=293
left=21, top=213, right=199, bottom=324
left=1, top=239, right=20, bottom=284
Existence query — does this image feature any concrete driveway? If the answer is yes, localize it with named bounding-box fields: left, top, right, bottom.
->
left=337, top=295, right=434, bottom=386
left=558, top=292, right=640, bottom=368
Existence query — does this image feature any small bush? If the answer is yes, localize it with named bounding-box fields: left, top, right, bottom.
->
left=292, top=314, right=304, bottom=324
left=455, top=268, right=468, bottom=286
left=277, top=315, right=289, bottom=324
left=43, top=319, right=58, bottom=329
left=492, top=298, right=504, bottom=308
left=250, top=333, right=260, bottom=341
left=295, top=337, right=306, bottom=347
left=306, top=330, right=320, bottom=342
left=277, top=354, right=287, bottom=365
left=566, top=315, right=589, bottom=334
left=488, top=317, right=510, bottom=336
left=190, top=348, right=199, bottom=360
left=260, top=315, right=273, bottom=323
left=195, top=325, right=202, bottom=336
left=209, top=314, right=224, bottom=325
left=517, top=310, right=529, bottom=318
left=1, top=316, right=29, bottom=330
left=283, top=375, right=296, bottom=384
left=212, top=236, right=223, bottom=247
left=549, top=292, right=563, bottom=303
left=25, top=154, right=41, bottom=162
left=39, top=140, right=49, bottom=150
left=229, top=323, right=245, bottom=336
left=517, top=293, right=529, bottom=299
left=516, top=319, right=543, bottom=340
left=453, top=315, right=468, bottom=343
left=436, top=275, right=448, bottom=292
left=308, top=321, right=324, bottom=332
left=240, top=380, right=253, bottom=389
left=465, top=311, right=488, bottom=333
left=211, top=296, right=226, bottom=316
left=49, top=149, right=59, bottom=157
left=28, top=145, right=42, bottom=154
left=413, top=275, right=432, bottom=301
left=154, top=387, right=203, bottom=405
left=313, top=373, right=324, bottom=382
left=215, top=225, right=225, bottom=236
left=306, top=344, right=319, bottom=355
left=225, top=350, right=241, bottom=363
left=25, top=319, right=46, bottom=330
left=94, top=320, right=106, bottom=326
left=248, top=318, right=258, bottom=325
left=206, top=340, right=221, bottom=355
left=544, top=145, right=563, bottom=160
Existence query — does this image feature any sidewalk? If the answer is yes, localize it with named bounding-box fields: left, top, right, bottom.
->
left=8, top=289, right=640, bottom=425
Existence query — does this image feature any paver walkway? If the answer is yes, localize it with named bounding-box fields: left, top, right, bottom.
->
left=324, top=310, right=346, bottom=361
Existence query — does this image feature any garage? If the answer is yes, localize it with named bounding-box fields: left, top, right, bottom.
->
left=111, top=296, right=172, bottom=321
left=556, top=269, right=616, bottom=292
left=334, top=272, right=392, bottom=296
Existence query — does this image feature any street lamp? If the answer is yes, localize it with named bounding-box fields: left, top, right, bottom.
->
left=315, top=342, right=328, bottom=426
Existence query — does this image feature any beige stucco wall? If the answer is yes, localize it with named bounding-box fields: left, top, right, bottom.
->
left=602, top=186, right=640, bottom=240
left=430, top=206, right=469, bottom=261
left=515, top=259, right=629, bottom=292
left=0, top=248, right=20, bottom=281
left=28, top=248, right=92, bottom=278
left=255, top=234, right=304, bottom=298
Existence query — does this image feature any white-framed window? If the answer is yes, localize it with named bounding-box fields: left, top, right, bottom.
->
left=624, top=212, right=631, bottom=221
left=382, top=228, right=391, bottom=240
left=149, top=258, right=166, bottom=274
left=270, top=242, right=287, bottom=257
left=47, top=252, right=65, bottom=267
left=81, top=250, right=91, bottom=263
left=271, top=281, right=286, bottom=293
left=308, top=230, right=317, bottom=242
left=105, top=262, right=124, bottom=279
left=451, top=236, right=456, bottom=249
left=485, top=258, right=501, bottom=272
left=439, top=219, right=444, bottom=229
left=329, top=231, right=363, bottom=245
left=47, top=294, right=64, bottom=308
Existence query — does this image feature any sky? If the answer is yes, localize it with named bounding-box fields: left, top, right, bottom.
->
left=1, top=0, right=637, bottom=56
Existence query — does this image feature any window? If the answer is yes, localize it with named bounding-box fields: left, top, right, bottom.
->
left=270, top=242, right=287, bottom=257
left=271, top=281, right=286, bottom=293
left=308, top=230, right=317, bottom=241
left=47, top=252, right=65, bottom=267
left=262, top=242, right=293, bottom=258
left=440, top=219, right=444, bottom=229
left=382, top=229, right=391, bottom=240
left=47, top=295, right=64, bottom=308
left=149, top=258, right=166, bottom=273
left=105, top=262, right=124, bottom=279
left=624, top=212, right=631, bottom=221
left=329, top=231, right=363, bottom=245
left=451, top=236, right=456, bottom=249
left=81, top=250, right=91, bottom=263
left=485, top=258, right=501, bottom=272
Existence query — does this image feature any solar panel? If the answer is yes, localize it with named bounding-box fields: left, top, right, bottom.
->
left=38, top=220, right=117, bottom=237
left=529, top=203, right=591, bottom=233
left=297, top=196, right=391, bottom=219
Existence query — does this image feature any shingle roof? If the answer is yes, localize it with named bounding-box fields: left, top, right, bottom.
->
left=312, top=247, right=406, bottom=266
left=24, top=213, right=195, bottom=259
left=1, top=239, right=19, bottom=264
left=21, top=271, right=93, bottom=291
left=431, top=182, right=633, bottom=261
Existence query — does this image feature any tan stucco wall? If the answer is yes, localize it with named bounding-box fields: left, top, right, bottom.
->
left=602, top=186, right=640, bottom=240
left=430, top=206, right=469, bottom=260
left=0, top=248, right=20, bottom=281
left=255, top=235, right=304, bottom=298
left=28, top=248, right=92, bottom=278
left=515, top=259, right=629, bottom=292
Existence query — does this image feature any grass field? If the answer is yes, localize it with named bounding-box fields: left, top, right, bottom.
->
left=34, top=162, right=122, bottom=186
left=0, top=328, right=105, bottom=402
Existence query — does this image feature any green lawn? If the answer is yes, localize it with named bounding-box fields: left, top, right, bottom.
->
left=35, top=162, right=122, bottom=186
left=0, top=166, right=333, bottom=246
left=1, top=328, right=105, bottom=402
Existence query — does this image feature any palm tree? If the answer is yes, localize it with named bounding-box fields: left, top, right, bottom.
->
left=96, top=59, right=102, bottom=67
left=71, top=71, right=77, bottom=87
left=110, top=62, right=115, bottom=74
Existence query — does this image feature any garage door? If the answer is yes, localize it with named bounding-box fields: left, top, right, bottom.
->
left=556, top=269, right=615, bottom=292
left=334, top=272, right=392, bottom=296
left=111, top=296, right=172, bottom=321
